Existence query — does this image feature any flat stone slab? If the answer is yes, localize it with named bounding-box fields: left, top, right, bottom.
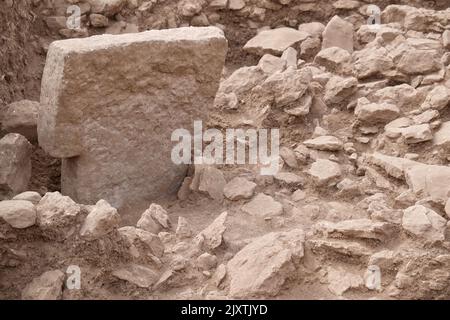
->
left=38, top=27, right=227, bottom=208
left=243, top=27, right=309, bottom=56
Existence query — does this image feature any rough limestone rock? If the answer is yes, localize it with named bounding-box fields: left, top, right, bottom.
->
left=307, top=159, right=342, bottom=186
left=258, top=54, right=286, bottom=74
left=190, top=164, right=226, bottom=201
left=298, top=22, right=325, bottom=38
left=36, top=192, right=81, bottom=230
left=0, top=134, right=32, bottom=200
left=400, top=124, right=433, bottom=144
left=322, top=15, right=354, bottom=53
left=195, top=211, right=227, bottom=250
left=223, top=177, right=257, bottom=201
left=421, top=85, right=450, bottom=110
left=314, top=219, right=396, bottom=242
left=241, top=193, right=283, bottom=218
left=353, top=47, right=394, bottom=79
left=80, top=199, right=120, bottom=240
left=397, top=49, right=441, bottom=75
left=273, top=172, right=304, bottom=188
left=87, top=0, right=126, bottom=16
left=38, top=27, right=227, bottom=208
left=21, top=270, right=65, bottom=300
left=112, top=264, right=159, bottom=288
left=327, top=267, right=363, bottom=296
left=243, top=27, right=309, bottom=56
left=433, top=121, right=450, bottom=150
left=314, top=47, right=352, bottom=74
left=402, top=205, right=446, bottom=241
left=323, top=75, right=358, bottom=105
left=227, top=229, right=305, bottom=298
left=118, top=226, right=164, bottom=258
left=1, top=100, right=40, bottom=142
left=303, top=136, right=343, bottom=151
left=136, top=203, right=170, bottom=234
left=355, top=98, right=400, bottom=124
left=12, top=191, right=42, bottom=205
left=0, top=200, right=36, bottom=229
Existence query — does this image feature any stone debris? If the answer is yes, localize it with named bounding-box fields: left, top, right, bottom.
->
left=80, top=199, right=120, bottom=240
left=12, top=191, right=42, bottom=205
left=226, top=229, right=305, bottom=298
left=0, top=133, right=32, bottom=199
left=307, top=159, right=342, bottom=186
left=244, top=27, right=309, bottom=56
left=303, top=136, right=343, bottom=151
left=137, top=203, right=171, bottom=234
left=322, top=15, right=354, bottom=53
left=223, top=177, right=257, bottom=201
left=195, top=211, right=228, bottom=251
left=36, top=192, right=81, bottom=231
left=0, top=200, right=36, bottom=229
left=3, top=1, right=450, bottom=301
left=190, top=164, right=227, bottom=201
left=112, top=264, right=159, bottom=288
left=21, top=270, right=65, bottom=300
left=402, top=205, right=446, bottom=241
left=241, top=193, right=283, bottom=218
left=1, top=100, right=40, bottom=142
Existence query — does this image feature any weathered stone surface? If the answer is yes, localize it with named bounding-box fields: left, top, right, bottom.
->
left=434, top=121, right=450, bottom=150
left=137, top=203, right=170, bottom=234
left=274, top=172, right=303, bottom=188
left=190, top=164, right=226, bottom=201
left=398, top=49, right=442, bottom=75
left=87, top=0, right=126, bottom=16
left=80, top=199, right=120, bottom=240
left=323, top=75, right=357, bottom=105
left=12, top=191, right=42, bottom=205
left=0, top=200, right=36, bottom=228
left=314, top=219, right=396, bottom=242
left=400, top=124, right=433, bottom=144
left=243, top=27, right=309, bottom=56
left=257, top=54, right=286, bottom=74
left=195, top=211, right=227, bottom=250
left=298, top=22, right=325, bottom=38
left=118, top=226, right=164, bottom=258
left=355, top=98, right=400, bottom=124
left=0, top=134, right=32, bottom=200
left=327, top=267, right=363, bottom=296
left=402, top=205, right=446, bottom=241
left=322, top=15, right=354, bottom=53
left=36, top=192, right=81, bottom=230
left=307, top=159, right=342, bottom=186
left=303, top=136, right=343, bottom=151
left=421, top=85, right=450, bottom=110
left=38, top=27, right=227, bottom=208
left=223, top=177, right=256, bottom=201
left=112, top=264, right=158, bottom=288
left=241, top=193, right=283, bottom=218
left=227, top=229, right=305, bottom=298
left=1, top=100, right=40, bottom=142
left=22, top=270, right=65, bottom=300
left=314, top=47, right=352, bottom=74
left=353, top=46, right=394, bottom=79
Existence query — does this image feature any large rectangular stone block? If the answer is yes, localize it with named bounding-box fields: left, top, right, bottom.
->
left=38, top=27, right=228, bottom=208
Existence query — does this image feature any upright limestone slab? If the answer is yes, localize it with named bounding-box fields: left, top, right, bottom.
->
left=38, top=27, right=228, bottom=208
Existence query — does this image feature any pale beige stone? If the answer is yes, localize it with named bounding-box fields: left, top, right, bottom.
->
left=38, top=27, right=227, bottom=208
